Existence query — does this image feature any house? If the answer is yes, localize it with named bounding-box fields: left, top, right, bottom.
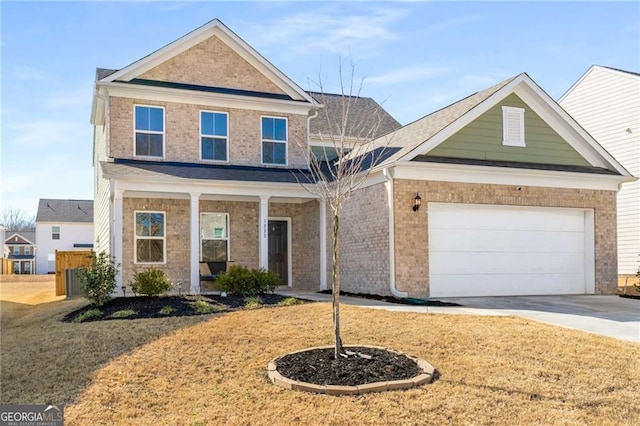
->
left=559, top=66, right=640, bottom=280
left=4, top=231, right=36, bottom=274
left=91, top=19, right=633, bottom=298
left=35, top=199, right=94, bottom=274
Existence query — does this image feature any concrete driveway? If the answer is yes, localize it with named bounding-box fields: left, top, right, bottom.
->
left=283, top=291, right=640, bottom=343
left=438, top=295, right=640, bottom=343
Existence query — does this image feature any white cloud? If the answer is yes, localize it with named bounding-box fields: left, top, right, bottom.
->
left=368, top=66, right=451, bottom=85
left=6, top=121, right=88, bottom=148
left=243, top=6, right=409, bottom=58
left=44, top=87, right=93, bottom=109
left=9, top=65, right=51, bottom=82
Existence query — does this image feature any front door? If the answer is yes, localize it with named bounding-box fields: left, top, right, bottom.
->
left=268, top=220, right=288, bottom=286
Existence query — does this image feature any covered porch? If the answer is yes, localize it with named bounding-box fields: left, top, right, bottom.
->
left=109, top=177, right=327, bottom=295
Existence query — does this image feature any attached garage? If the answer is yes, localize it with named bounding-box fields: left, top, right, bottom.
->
left=428, top=203, right=595, bottom=297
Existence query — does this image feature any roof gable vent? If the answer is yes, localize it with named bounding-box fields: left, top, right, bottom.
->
left=502, top=106, right=525, bottom=147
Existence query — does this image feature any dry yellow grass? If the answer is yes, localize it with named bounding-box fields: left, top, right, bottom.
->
left=2, top=281, right=639, bottom=425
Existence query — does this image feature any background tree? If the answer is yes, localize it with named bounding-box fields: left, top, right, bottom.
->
left=299, top=59, right=395, bottom=359
left=2, top=208, right=35, bottom=231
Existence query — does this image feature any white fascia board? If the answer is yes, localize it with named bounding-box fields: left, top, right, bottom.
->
left=100, top=82, right=313, bottom=115
left=110, top=175, right=318, bottom=200
left=393, top=161, right=636, bottom=191
left=102, top=20, right=316, bottom=105
left=557, top=65, right=597, bottom=103
left=398, top=74, right=526, bottom=162
left=514, top=79, right=632, bottom=176
left=5, top=233, right=36, bottom=245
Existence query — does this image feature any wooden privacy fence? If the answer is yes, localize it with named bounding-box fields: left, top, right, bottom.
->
left=55, top=250, right=93, bottom=296
left=0, top=259, right=13, bottom=275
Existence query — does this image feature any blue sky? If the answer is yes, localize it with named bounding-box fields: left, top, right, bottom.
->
left=1, top=1, right=639, bottom=216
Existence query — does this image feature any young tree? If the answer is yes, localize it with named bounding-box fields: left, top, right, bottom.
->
left=299, top=59, right=395, bottom=359
left=2, top=208, right=35, bottom=231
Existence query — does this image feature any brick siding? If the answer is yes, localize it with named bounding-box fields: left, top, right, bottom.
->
left=109, top=97, right=308, bottom=168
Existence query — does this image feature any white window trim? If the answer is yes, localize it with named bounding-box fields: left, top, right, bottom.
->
left=52, top=226, right=60, bottom=240
left=25, top=247, right=30, bottom=255
left=133, top=104, right=166, bottom=159
left=502, top=106, right=525, bottom=147
left=261, top=115, right=288, bottom=166
left=200, top=212, right=230, bottom=262
left=134, top=210, right=166, bottom=265
left=199, top=110, right=229, bottom=163
left=13, top=246, right=19, bottom=255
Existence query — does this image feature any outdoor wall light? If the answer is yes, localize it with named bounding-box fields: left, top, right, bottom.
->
left=121, top=285, right=127, bottom=297
left=177, top=281, right=183, bottom=296
left=413, top=193, right=422, bottom=212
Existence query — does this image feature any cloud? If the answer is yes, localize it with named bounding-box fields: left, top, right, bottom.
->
left=424, top=15, right=484, bottom=33
left=9, top=65, right=51, bottom=82
left=5, top=121, right=88, bottom=148
left=368, top=66, right=451, bottom=85
left=44, top=87, right=93, bottom=109
left=243, top=6, right=409, bottom=58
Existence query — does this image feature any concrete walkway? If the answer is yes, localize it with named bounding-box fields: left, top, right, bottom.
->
left=279, top=291, right=640, bottom=343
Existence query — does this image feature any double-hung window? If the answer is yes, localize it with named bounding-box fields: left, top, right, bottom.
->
left=13, top=246, right=19, bottom=256
left=135, top=211, right=165, bottom=264
left=25, top=247, right=30, bottom=255
left=52, top=226, right=60, bottom=240
left=261, top=116, right=287, bottom=165
left=200, top=213, right=229, bottom=262
left=201, top=111, right=228, bottom=161
left=135, top=105, right=164, bottom=157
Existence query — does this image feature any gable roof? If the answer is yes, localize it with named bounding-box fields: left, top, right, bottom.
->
left=36, top=199, right=94, bottom=223
left=307, top=92, right=401, bottom=140
left=98, top=19, right=316, bottom=104
left=5, top=232, right=36, bottom=245
left=364, top=73, right=631, bottom=177
left=558, top=65, right=640, bottom=103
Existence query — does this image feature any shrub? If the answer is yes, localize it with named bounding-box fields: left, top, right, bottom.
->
left=216, top=265, right=281, bottom=297
left=159, top=306, right=176, bottom=315
left=193, top=299, right=224, bottom=314
left=110, top=309, right=136, bottom=319
left=73, top=308, right=103, bottom=323
left=130, top=268, right=172, bottom=297
left=244, top=296, right=263, bottom=310
left=277, top=297, right=304, bottom=307
left=78, top=252, right=119, bottom=306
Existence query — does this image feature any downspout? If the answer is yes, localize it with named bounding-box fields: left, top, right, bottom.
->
left=383, top=167, right=408, bottom=298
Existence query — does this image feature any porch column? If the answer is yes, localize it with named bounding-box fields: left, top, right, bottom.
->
left=259, top=195, right=269, bottom=270
left=190, top=192, right=201, bottom=294
left=319, top=200, right=327, bottom=290
left=113, top=188, right=124, bottom=295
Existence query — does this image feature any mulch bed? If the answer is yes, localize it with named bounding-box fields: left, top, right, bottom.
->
left=62, top=294, right=306, bottom=322
left=275, top=347, right=421, bottom=386
left=318, top=290, right=462, bottom=307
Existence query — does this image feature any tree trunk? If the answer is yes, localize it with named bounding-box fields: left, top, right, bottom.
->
left=332, top=213, right=343, bottom=359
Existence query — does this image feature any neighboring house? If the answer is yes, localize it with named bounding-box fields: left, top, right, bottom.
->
left=4, top=231, right=36, bottom=274
left=559, top=66, right=640, bottom=278
left=90, top=19, right=633, bottom=298
left=35, top=199, right=94, bottom=274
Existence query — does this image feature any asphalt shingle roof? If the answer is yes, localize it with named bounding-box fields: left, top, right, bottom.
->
left=102, top=159, right=315, bottom=184
left=36, top=199, right=94, bottom=223
left=96, top=68, right=117, bottom=80
left=5, top=231, right=36, bottom=244
left=307, top=91, right=401, bottom=140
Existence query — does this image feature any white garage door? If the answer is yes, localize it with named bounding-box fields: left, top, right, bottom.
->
left=428, top=203, right=593, bottom=297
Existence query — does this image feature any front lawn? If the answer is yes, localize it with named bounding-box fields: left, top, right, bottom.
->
left=2, top=289, right=637, bottom=425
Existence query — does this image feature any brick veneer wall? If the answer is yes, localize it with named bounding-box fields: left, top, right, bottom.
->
left=326, top=183, right=391, bottom=295
left=270, top=200, right=320, bottom=290
left=122, top=197, right=319, bottom=292
left=393, top=179, right=618, bottom=297
left=139, top=35, right=285, bottom=94
left=122, top=197, right=191, bottom=289
left=109, top=97, right=308, bottom=168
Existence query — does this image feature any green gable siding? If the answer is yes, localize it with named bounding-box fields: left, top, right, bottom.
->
left=425, top=94, right=591, bottom=166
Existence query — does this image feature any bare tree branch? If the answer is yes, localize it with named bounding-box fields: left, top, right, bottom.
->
left=2, top=209, right=36, bottom=232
